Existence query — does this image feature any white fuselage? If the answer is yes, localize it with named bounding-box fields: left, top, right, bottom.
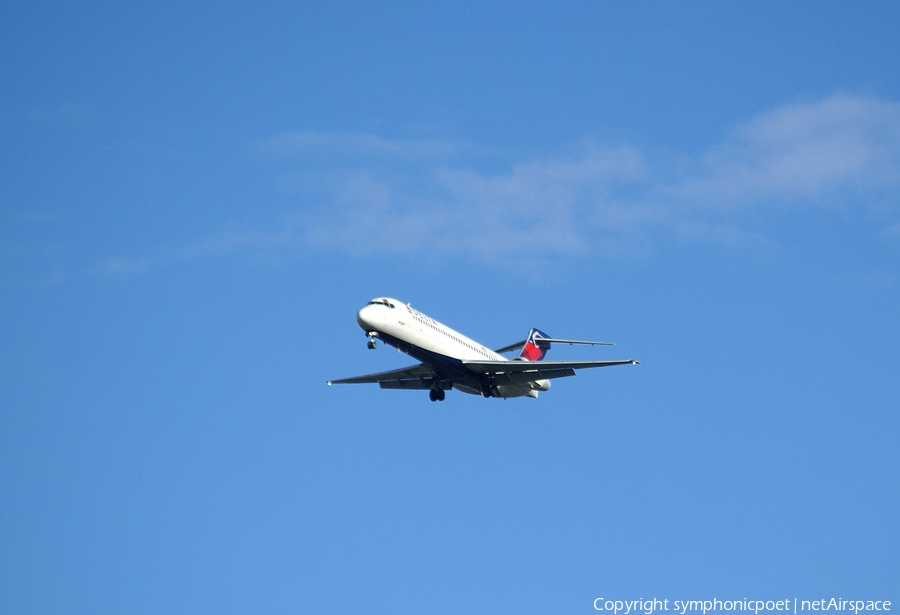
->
left=358, top=300, right=505, bottom=361
left=356, top=297, right=549, bottom=397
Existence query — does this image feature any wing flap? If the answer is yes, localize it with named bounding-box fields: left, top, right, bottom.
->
left=497, top=367, right=577, bottom=384
left=328, top=363, right=434, bottom=386
left=379, top=378, right=436, bottom=390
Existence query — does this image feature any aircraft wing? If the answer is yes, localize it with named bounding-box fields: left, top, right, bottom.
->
left=327, top=364, right=438, bottom=390
left=461, top=359, right=638, bottom=384
left=329, top=358, right=638, bottom=390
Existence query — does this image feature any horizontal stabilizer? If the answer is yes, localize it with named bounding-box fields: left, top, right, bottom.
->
left=495, top=337, right=614, bottom=353
left=494, top=340, right=527, bottom=354
left=537, top=338, right=614, bottom=346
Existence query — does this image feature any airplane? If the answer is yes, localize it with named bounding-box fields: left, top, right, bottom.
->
left=327, top=297, right=638, bottom=401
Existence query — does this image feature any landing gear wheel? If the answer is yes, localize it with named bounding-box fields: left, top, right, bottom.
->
left=367, top=339, right=377, bottom=350
left=429, top=389, right=438, bottom=402
left=437, top=389, right=445, bottom=401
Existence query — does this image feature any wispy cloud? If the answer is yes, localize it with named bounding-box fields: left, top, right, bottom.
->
left=103, top=94, right=900, bottom=275
left=675, top=94, right=900, bottom=207
left=299, top=145, right=648, bottom=265
left=100, top=228, right=295, bottom=277
left=293, top=94, right=900, bottom=267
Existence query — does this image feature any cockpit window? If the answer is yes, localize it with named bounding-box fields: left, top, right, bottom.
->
left=368, top=299, right=394, bottom=308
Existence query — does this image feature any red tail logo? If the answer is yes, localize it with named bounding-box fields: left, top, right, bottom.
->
left=518, top=328, right=551, bottom=361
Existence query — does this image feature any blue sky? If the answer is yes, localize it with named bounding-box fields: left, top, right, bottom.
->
left=2, top=2, right=898, bottom=613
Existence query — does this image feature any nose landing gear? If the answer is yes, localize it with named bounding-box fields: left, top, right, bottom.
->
left=366, top=332, right=377, bottom=350
left=429, top=389, right=446, bottom=402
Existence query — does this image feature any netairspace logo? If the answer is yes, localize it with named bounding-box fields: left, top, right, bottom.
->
left=593, top=599, right=893, bottom=615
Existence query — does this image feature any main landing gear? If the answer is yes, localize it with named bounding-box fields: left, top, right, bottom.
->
left=429, top=389, right=446, bottom=402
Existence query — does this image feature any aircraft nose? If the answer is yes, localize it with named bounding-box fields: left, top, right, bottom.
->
left=356, top=304, right=377, bottom=331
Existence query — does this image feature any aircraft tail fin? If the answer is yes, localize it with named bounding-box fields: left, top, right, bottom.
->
left=517, top=328, right=552, bottom=361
